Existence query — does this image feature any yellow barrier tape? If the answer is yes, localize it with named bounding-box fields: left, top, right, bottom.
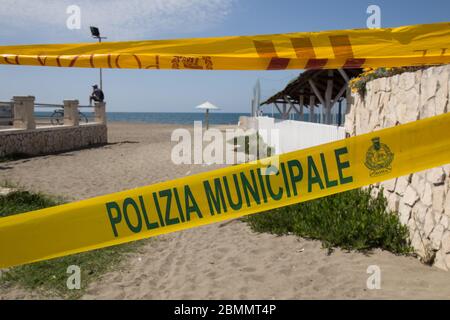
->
left=1, top=22, right=450, bottom=70
left=1, top=112, right=450, bottom=268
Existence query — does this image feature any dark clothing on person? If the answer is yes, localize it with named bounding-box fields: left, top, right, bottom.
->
left=90, top=88, right=105, bottom=103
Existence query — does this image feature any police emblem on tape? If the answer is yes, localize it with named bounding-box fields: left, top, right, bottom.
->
left=364, top=137, right=394, bottom=177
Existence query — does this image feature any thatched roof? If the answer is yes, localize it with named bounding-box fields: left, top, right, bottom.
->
left=261, top=69, right=363, bottom=106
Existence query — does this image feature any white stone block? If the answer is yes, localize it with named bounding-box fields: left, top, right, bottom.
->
left=399, top=201, right=412, bottom=225
left=432, top=185, right=446, bottom=213
left=367, top=110, right=380, bottom=132
left=411, top=174, right=425, bottom=197
left=424, top=210, right=435, bottom=237
left=434, top=250, right=449, bottom=271
left=412, top=202, right=427, bottom=225
left=344, top=118, right=354, bottom=136
left=391, top=74, right=400, bottom=86
left=443, top=164, right=450, bottom=177
left=395, top=94, right=420, bottom=124
left=382, top=178, right=397, bottom=192
left=411, top=230, right=427, bottom=258
left=426, top=167, right=446, bottom=186
left=442, top=231, right=450, bottom=254
left=407, top=218, right=417, bottom=233
left=420, top=97, right=437, bottom=119
left=398, top=72, right=416, bottom=91
left=435, top=88, right=448, bottom=115
left=421, top=71, right=438, bottom=103
left=441, top=215, right=449, bottom=229
left=403, top=185, right=419, bottom=207
left=387, top=192, right=400, bottom=212
left=430, top=224, right=444, bottom=250
left=378, top=77, right=388, bottom=92
left=421, top=182, right=433, bottom=207
left=359, top=108, right=370, bottom=134
left=383, top=111, right=397, bottom=128
left=395, top=176, right=410, bottom=196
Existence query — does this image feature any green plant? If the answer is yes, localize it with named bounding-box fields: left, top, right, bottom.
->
left=245, top=187, right=413, bottom=255
left=0, top=190, right=144, bottom=299
left=0, top=190, right=59, bottom=217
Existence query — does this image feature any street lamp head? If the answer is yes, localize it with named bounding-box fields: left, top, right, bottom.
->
left=90, top=26, right=100, bottom=38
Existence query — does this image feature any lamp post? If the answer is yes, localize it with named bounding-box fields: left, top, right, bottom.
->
left=90, top=26, right=107, bottom=90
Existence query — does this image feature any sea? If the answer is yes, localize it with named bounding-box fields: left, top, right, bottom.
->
left=106, top=112, right=249, bottom=125
left=33, top=111, right=316, bottom=125
left=30, top=109, right=344, bottom=125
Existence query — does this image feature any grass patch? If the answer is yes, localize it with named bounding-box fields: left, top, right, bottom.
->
left=245, top=188, right=413, bottom=255
left=0, top=189, right=144, bottom=299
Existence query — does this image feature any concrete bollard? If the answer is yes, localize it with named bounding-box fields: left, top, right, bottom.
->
left=63, top=100, right=80, bottom=126
left=13, top=96, right=35, bottom=130
left=94, top=102, right=106, bottom=124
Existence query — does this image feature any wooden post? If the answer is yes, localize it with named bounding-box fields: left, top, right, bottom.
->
left=284, top=96, right=302, bottom=120
left=299, top=95, right=304, bottom=121
left=332, top=83, right=348, bottom=106
left=308, top=80, right=325, bottom=105
left=325, top=70, right=333, bottom=125
left=273, top=102, right=282, bottom=116
left=309, top=96, right=315, bottom=123
left=309, top=79, right=325, bottom=124
left=338, top=68, right=349, bottom=82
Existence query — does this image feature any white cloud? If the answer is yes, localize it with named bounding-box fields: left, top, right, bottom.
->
left=0, top=0, right=234, bottom=40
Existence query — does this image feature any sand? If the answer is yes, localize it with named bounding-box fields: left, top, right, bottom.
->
left=1, top=122, right=450, bottom=300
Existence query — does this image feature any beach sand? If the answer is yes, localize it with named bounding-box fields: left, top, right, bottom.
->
left=1, top=122, right=450, bottom=299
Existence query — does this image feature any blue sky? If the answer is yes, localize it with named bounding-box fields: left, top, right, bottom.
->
left=1, top=0, right=450, bottom=112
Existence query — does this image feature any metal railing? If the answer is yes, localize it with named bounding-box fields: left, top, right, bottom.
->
left=0, top=97, right=106, bottom=131
left=33, top=103, right=93, bottom=126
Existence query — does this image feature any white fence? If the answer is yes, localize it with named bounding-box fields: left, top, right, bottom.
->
left=239, top=116, right=346, bottom=155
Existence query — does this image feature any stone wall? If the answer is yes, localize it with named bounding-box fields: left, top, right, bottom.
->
left=0, top=124, right=107, bottom=157
left=345, top=65, right=450, bottom=270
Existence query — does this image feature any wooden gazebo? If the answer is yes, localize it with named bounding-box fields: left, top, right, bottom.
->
left=260, top=68, right=363, bottom=125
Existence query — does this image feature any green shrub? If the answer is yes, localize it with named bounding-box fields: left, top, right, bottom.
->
left=0, top=191, right=59, bottom=217
left=0, top=190, right=143, bottom=299
left=245, top=188, right=412, bottom=255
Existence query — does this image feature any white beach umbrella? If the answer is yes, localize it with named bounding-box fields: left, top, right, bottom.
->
left=195, top=101, right=220, bottom=129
